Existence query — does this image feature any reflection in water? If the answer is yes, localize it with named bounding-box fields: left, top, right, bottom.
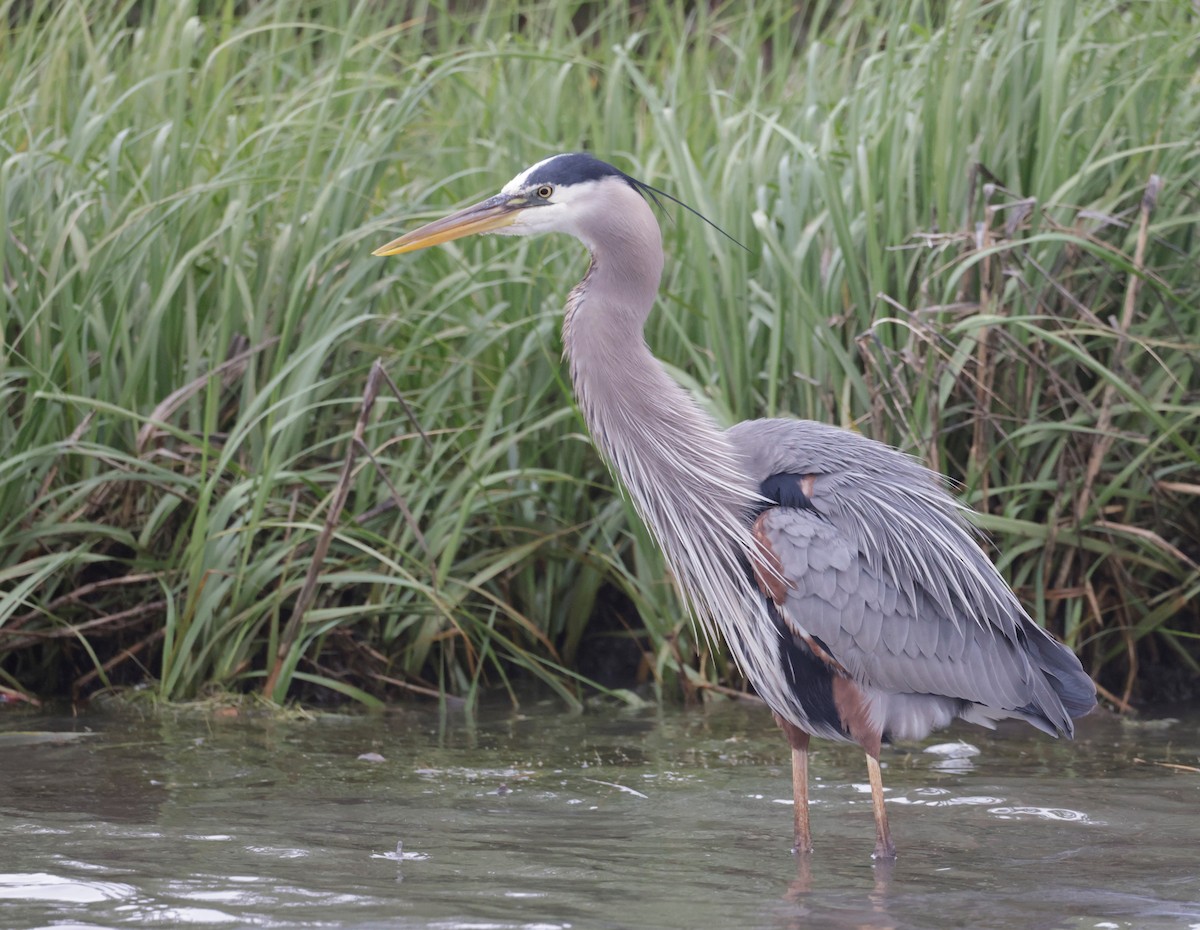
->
left=1, top=703, right=1199, bottom=929
left=922, top=739, right=981, bottom=774
left=0, top=871, right=137, bottom=904
left=783, top=856, right=897, bottom=930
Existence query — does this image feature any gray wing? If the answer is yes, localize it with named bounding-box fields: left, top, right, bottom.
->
left=730, top=418, right=1095, bottom=736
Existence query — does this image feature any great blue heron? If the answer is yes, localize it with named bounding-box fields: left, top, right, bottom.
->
left=374, top=153, right=1096, bottom=859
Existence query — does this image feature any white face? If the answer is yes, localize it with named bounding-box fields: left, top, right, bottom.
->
left=490, top=156, right=612, bottom=240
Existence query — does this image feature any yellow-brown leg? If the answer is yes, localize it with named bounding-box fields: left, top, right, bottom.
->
left=790, top=732, right=813, bottom=854
left=866, top=752, right=896, bottom=860
left=774, top=714, right=813, bottom=854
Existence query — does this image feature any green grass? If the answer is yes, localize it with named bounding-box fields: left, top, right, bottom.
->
left=1, top=0, right=1197, bottom=708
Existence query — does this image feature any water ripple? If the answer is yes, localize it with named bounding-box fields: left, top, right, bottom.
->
left=988, top=805, right=1103, bottom=824
left=0, top=872, right=135, bottom=904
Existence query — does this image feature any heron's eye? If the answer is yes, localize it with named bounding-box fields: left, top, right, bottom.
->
left=536, top=184, right=554, bottom=200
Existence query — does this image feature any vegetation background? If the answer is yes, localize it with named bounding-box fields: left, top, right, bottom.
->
left=2, top=0, right=1197, bottom=712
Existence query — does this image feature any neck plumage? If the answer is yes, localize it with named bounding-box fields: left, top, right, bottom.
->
left=563, top=253, right=758, bottom=534
left=560, top=211, right=780, bottom=686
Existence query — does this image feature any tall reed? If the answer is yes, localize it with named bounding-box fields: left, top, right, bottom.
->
left=2, top=0, right=1196, bottom=707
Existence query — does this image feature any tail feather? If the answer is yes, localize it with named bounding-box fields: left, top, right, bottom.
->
left=1028, top=628, right=1097, bottom=728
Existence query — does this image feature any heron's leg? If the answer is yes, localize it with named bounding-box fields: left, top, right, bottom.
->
left=790, top=732, right=813, bottom=854
left=774, top=714, right=813, bottom=854
left=865, top=752, right=896, bottom=860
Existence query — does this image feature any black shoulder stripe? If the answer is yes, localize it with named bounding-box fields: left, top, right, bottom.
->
left=758, top=472, right=818, bottom=514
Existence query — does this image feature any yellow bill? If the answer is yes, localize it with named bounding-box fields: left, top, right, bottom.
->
left=372, top=194, right=523, bottom=256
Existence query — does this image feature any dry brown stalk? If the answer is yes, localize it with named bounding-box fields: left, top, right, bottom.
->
left=73, top=628, right=166, bottom=696
left=262, top=360, right=429, bottom=699
left=1075, top=174, right=1160, bottom=525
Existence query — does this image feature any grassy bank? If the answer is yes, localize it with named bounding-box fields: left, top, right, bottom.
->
left=2, top=0, right=1197, bottom=709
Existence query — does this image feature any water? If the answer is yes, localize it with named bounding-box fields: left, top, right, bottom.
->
left=1, top=699, right=1198, bottom=929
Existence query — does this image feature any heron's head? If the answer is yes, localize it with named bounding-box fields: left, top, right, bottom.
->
left=372, top=153, right=647, bottom=257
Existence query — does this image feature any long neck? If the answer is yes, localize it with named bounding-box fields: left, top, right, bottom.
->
left=561, top=213, right=780, bottom=686
left=564, top=251, right=759, bottom=527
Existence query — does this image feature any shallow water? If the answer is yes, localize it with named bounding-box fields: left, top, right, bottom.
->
left=1, top=698, right=1198, bottom=929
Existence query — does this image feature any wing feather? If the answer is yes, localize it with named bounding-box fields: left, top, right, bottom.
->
left=728, top=418, right=1095, bottom=738
left=753, top=487, right=1079, bottom=735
